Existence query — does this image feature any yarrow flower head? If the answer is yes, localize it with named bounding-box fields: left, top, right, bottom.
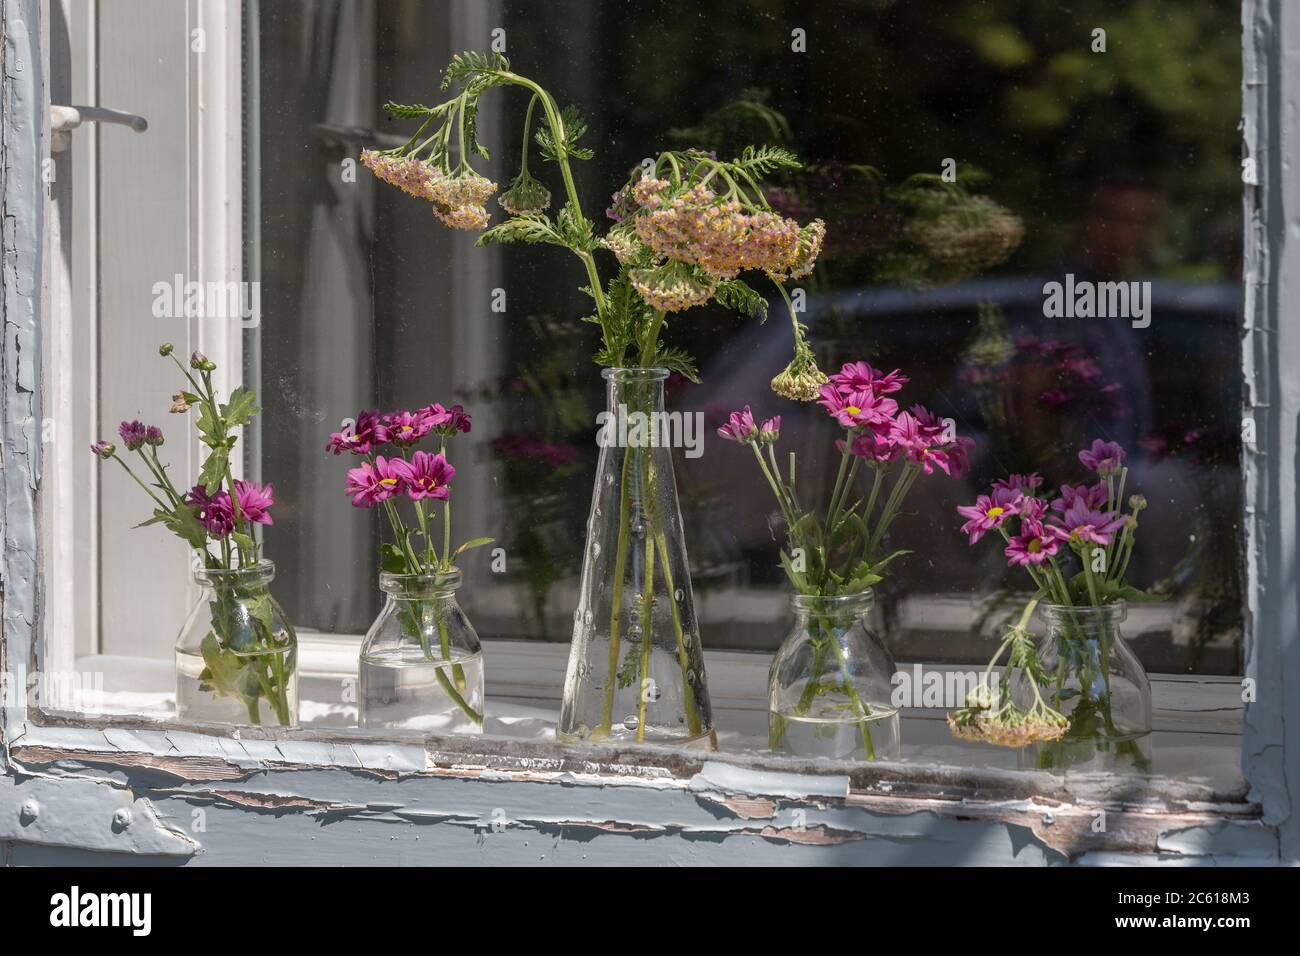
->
left=1078, top=438, right=1126, bottom=477
left=770, top=346, right=828, bottom=402
left=498, top=171, right=551, bottom=216
left=360, top=150, right=497, bottom=231
left=629, top=260, right=717, bottom=313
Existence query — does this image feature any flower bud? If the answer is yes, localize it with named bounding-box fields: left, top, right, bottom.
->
left=90, top=440, right=115, bottom=459
left=159, top=343, right=174, bottom=356
left=1128, top=493, right=1147, bottom=512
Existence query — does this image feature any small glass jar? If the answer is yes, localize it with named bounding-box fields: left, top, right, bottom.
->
left=1015, top=601, right=1152, bottom=770
left=175, top=561, right=298, bottom=728
left=768, top=590, right=900, bottom=761
left=359, top=569, right=484, bottom=734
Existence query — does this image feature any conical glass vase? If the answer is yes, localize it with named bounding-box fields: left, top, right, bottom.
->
left=559, top=368, right=716, bottom=747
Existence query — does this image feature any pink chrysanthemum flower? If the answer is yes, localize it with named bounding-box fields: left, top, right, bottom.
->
left=405, top=450, right=455, bottom=501
left=1004, top=518, right=1061, bottom=566
left=1078, top=438, right=1127, bottom=477
left=1047, top=501, right=1126, bottom=546
left=383, top=409, right=434, bottom=447
left=345, top=456, right=410, bottom=508
left=956, top=486, right=1023, bottom=544
left=828, top=361, right=908, bottom=397
left=326, top=410, right=389, bottom=456
left=817, top=385, right=898, bottom=431
left=1051, top=482, right=1108, bottom=514
left=717, top=406, right=758, bottom=443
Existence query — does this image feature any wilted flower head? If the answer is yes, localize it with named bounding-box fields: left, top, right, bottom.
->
left=170, top=392, right=192, bottom=414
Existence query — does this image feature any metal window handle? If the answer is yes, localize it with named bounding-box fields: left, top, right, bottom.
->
left=50, top=104, right=148, bottom=152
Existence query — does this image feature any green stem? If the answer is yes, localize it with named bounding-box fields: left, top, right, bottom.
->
left=599, top=447, right=635, bottom=735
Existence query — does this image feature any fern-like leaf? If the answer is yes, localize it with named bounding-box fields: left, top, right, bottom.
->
left=441, top=51, right=510, bottom=91
left=715, top=278, right=769, bottom=321
left=383, top=101, right=435, bottom=119
left=475, top=215, right=564, bottom=248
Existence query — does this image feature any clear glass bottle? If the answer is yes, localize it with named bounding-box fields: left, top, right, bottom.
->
left=359, top=569, right=484, bottom=735
left=175, top=561, right=298, bottom=728
left=559, top=368, right=715, bottom=747
left=1016, top=601, right=1152, bottom=771
left=768, top=590, right=900, bottom=761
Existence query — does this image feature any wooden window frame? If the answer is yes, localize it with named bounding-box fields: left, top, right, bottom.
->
left=1, top=0, right=1293, bottom=864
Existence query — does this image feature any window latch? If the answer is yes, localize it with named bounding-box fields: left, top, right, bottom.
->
left=50, top=104, right=148, bottom=153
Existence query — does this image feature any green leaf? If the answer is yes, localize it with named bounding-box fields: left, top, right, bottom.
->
left=383, top=101, right=434, bottom=119
left=729, top=144, right=802, bottom=178
left=779, top=549, right=808, bottom=592
left=159, top=506, right=208, bottom=550
left=649, top=346, right=700, bottom=384
left=379, top=543, right=410, bottom=574
left=453, top=536, right=495, bottom=559
left=197, top=448, right=229, bottom=495
left=231, top=531, right=256, bottom=554
left=476, top=214, right=565, bottom=248
left=535, top=104, right=592, bottom=163
left=199, top=632, right=255, bottom=703
left=556, top=203, right=594, bottom=252
left=441, top=51, right=510, bottom=91
left=221, top=386, right=260, bottom=428
left=715, top=279, right=769, bottom=322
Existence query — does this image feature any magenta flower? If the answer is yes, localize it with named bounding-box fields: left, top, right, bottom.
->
left=828, top=361, right=908, bottom=396
left=383, top=409, right=434, bottom=447
left=185, top=484, right=234, bottom=537
left=1018, top=495, right=1049, bottom=521
left=993, top=473, right=1044, bottom=494
left=233, top=480, right=275, bottom=526
left=837, top=430, right=900, bottom=463
left=423, top=402, right=472, bottom=437
left=326, top=410, right=389, bottom=456
left=817, top=385, right=898, bottom=430
left=717, top=406, right=758, bottom=443
left=758, top=416, right=781, bottom=443
left=1005, top=519, right=1062, bottom=567
left=1078, top=439, right=1127, bottom=477
left=1051, top=482, right=1108, bottom=513
left=90, top=440, right=115, bottom=459
left=118, top=420, right=151, bottom=451
left=345, top=455, right=410, bottom=508
left=956, top=486, right=1024, bottom=544
left=1047, top=501, right=1126, bottom=546
left=405, top=450, right=455, bottom=501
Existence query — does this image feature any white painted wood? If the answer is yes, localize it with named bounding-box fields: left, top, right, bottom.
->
left=92, top=0, right=243, bottom=658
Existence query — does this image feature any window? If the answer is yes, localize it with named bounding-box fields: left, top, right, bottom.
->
left=7, top=0, right=1288, bottom=865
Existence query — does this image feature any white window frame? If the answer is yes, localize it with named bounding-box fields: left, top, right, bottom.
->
left=1, top=0, right=1292, bottom=864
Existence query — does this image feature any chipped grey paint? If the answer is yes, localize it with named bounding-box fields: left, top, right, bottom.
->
left=0, top=0, right=1291, bottom=865
left=1241, top=0, right=1300, bottom=859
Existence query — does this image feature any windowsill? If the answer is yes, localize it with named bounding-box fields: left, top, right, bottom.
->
left=50, top=635, right=1248, bottom=803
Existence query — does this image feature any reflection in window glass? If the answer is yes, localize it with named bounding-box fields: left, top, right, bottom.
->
left=255, top=1, right=1241, bottom=681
